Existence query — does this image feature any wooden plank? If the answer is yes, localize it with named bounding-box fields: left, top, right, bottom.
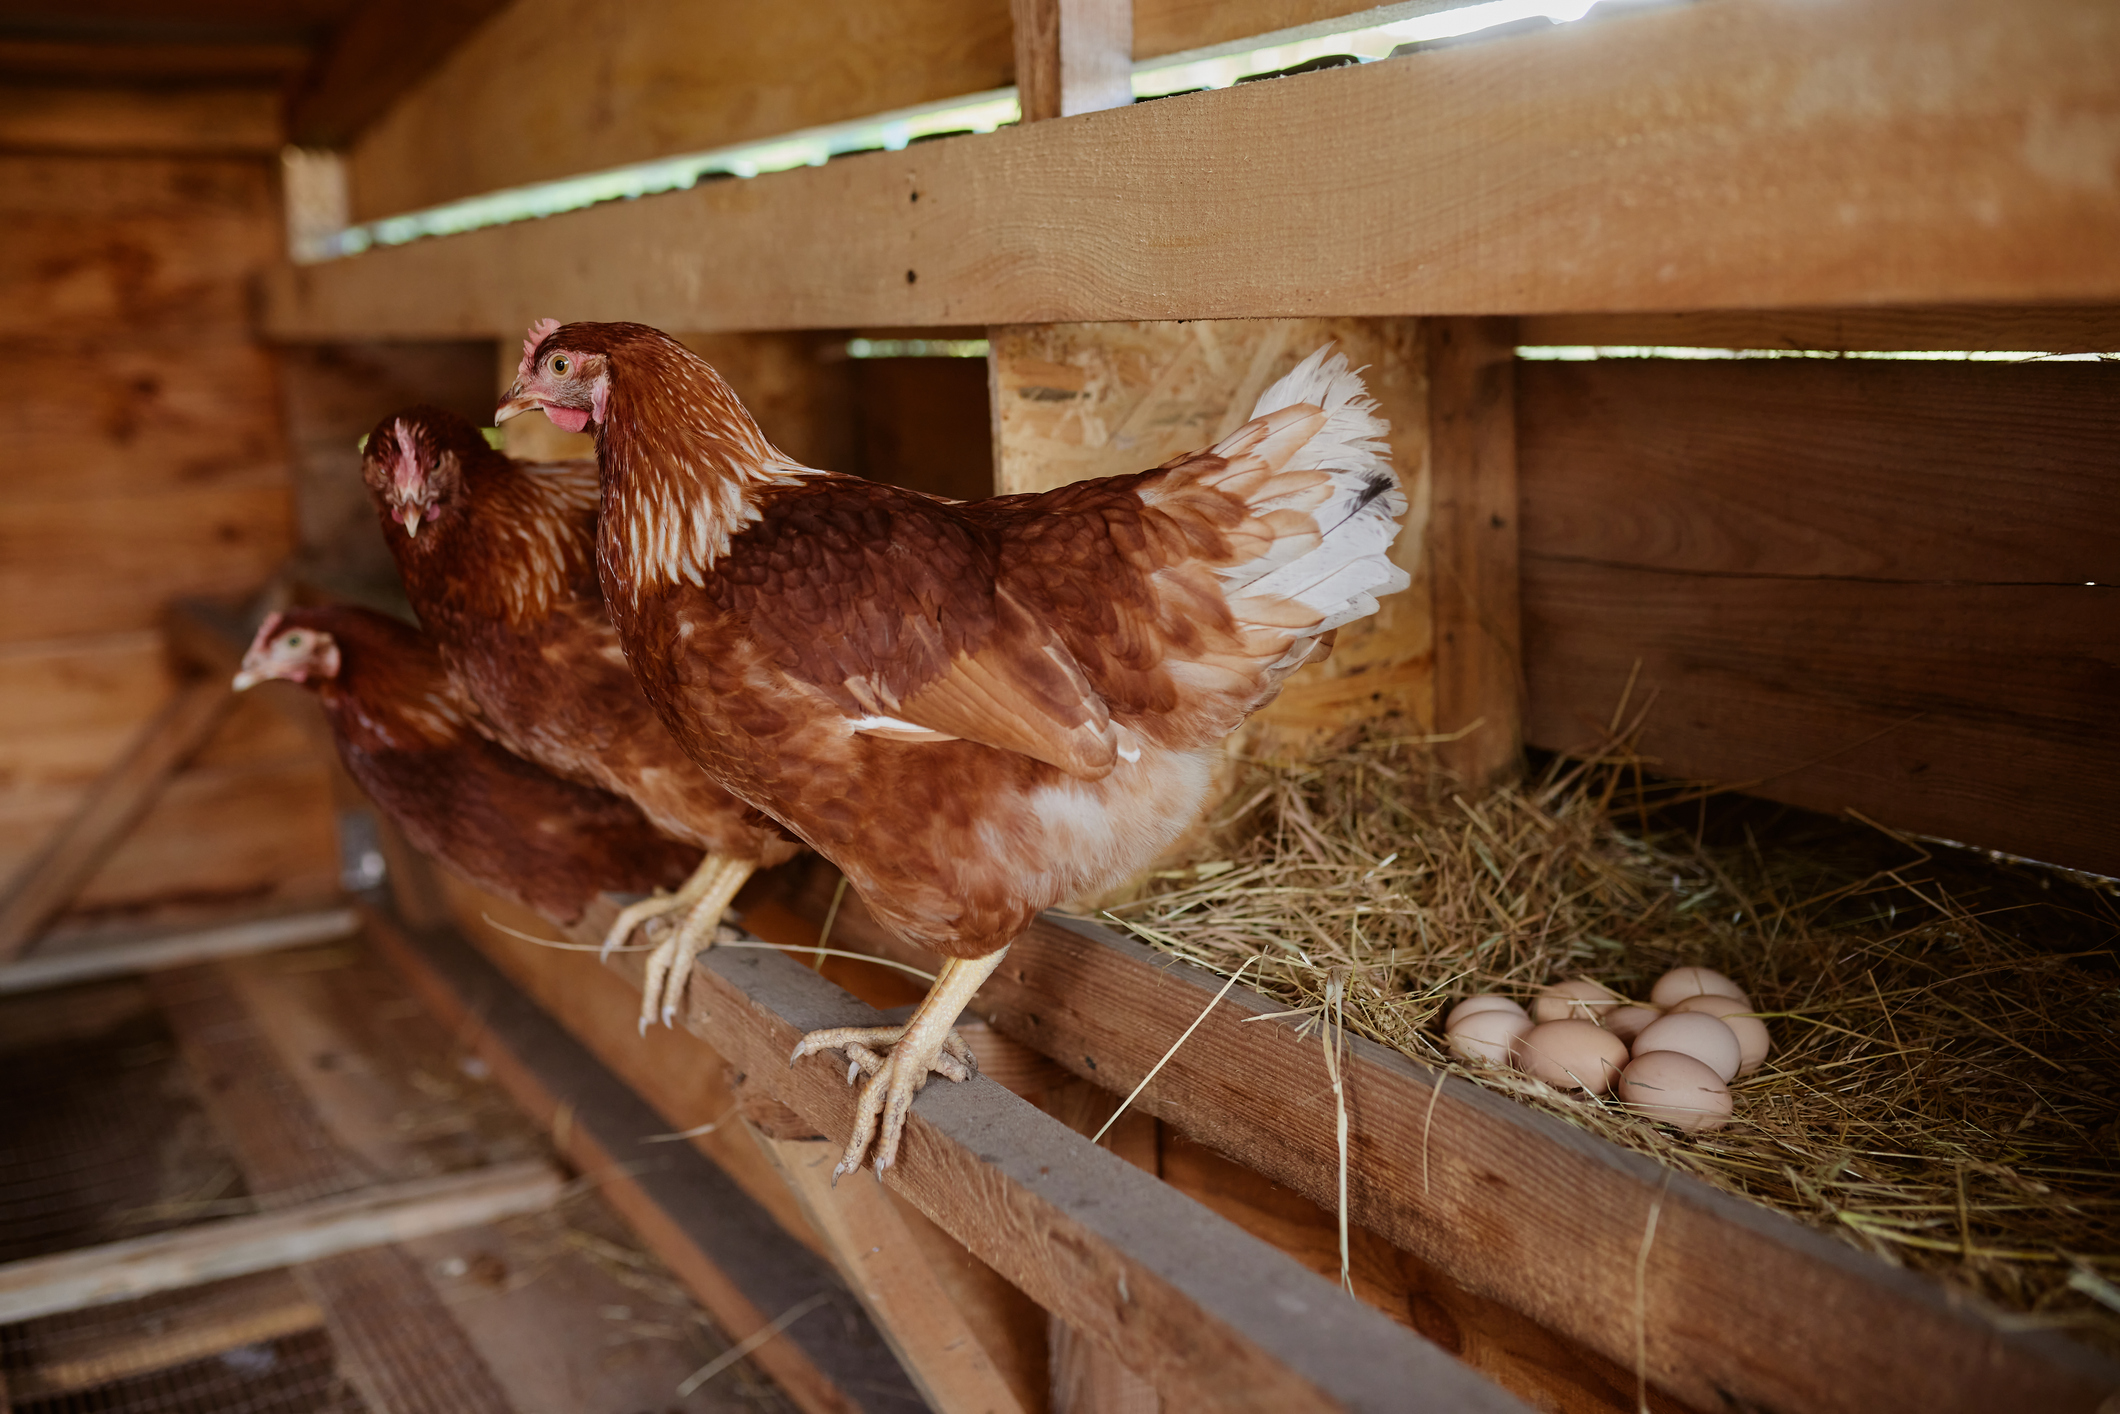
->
left=0, top=483, right=294, bottom=642
left=1014, top=0, right=1133, bottom=122
left=0, top=909, right=359, bottom=995
left=754, top=879, right=2120, bottom=1414
left=0, top=1162, right=562, bottom=1324
left=591, top=906, right=1530, bottom=1413
left=1423, top=318, right=1521, bottom=786
left=5, top=1271, right=320, bottom=1398
left=344, top=0, right=1017, bottom=222
left=1133, top=0, right=1383, bottom=62
left=361, top=900, right=926, bottom=1414
left=0, top=86, right=282, bottom=155
left=753, top=1128, right=1033, bottom=1414
left=271, top=0, right=2120, bottom=336
left=1519, top=305, right=2120, bottom=354
left=1517, top=358, right=2120, bottom=873
left=0, top=633, right=169, bottom=792
left=0, top=38, right=310, bottom=85
left=287, top=0, right=516, bottom=148
left=0, top=678, right=234, bottom=960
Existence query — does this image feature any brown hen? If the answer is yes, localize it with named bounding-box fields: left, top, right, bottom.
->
left=500, top=322, right=1409, bottom=1175
left=234, top=605, right=699, bottom=924
left=360, top=406, right=799, bottom=1030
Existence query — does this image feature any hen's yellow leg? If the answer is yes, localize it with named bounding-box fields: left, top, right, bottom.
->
left=790, top=947, right=1008, bottom=1179
left=636, top=855, right=754, bottom=1033
left=600, top=852, right=727, bottom=961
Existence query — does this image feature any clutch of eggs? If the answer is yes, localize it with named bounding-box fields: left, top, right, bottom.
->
left=1441, top=967, right=1772, bottom=1133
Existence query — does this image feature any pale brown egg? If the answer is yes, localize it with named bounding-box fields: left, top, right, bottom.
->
left=1603, top=1003, right=1663, bottom=1044
left=1445, top=994, right=1528, bottom=1030
left=1619, top=1051, right=1732, bottom=1132
left=1670, top=994, right=1771, bottom=1076
left=1632, top=1011, right=1741, bottom=1083
left=1531, top=978, right=1623, bottom=1023
left=1511, top=1019, right=1629, bottom=1096
left=1446, top=1008, right=1533, bottom=1066
left=1649, top=966, right=1750, bottom=1010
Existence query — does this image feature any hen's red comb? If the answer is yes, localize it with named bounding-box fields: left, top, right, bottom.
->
left=517, top=318, right=563, bottom=384
left=246, top=610, right=285, bottom=658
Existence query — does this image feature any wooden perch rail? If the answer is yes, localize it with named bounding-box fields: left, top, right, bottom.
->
left=573, top=899, right=1528, bottom=1413
left=772, top=876, right=2120, bottom=1414
left=263, top=0, right=2120, bottom=339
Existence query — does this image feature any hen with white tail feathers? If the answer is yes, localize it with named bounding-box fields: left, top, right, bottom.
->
left=499, top=324, right=1410, bottom=1176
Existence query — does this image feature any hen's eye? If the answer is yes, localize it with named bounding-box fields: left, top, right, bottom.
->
left=549, top=354, right=571, bottom=376
left=284, top=633, right=306, bottom=648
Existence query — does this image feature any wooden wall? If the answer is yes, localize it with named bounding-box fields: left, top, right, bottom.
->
left=1518, top=356, right=2120, bottom=876
left=0, top=92, right=339, bottom=932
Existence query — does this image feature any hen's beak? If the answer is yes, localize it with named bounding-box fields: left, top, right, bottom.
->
left=232, top=667, right=263, bottom=691
left=495, top=382, right=537, bottom=424
left=401, top=506, right=423, bottom=538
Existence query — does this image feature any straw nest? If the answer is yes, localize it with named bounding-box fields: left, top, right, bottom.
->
left=1097, top=732, right=2120, bottom=1353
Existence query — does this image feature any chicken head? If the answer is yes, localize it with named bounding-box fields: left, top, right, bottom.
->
left=234, top=613, right=341, bottom=691
left=360, top=410, right=470, bottom=540
left=497, top=317, right=609, bottom=433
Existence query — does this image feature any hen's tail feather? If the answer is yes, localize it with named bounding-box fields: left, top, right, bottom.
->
left=1212, top=346, right=1411, bottom=640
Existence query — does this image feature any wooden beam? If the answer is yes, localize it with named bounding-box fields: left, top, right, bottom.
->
left=1519, top=305, right=2120, bottom=354
left=0, top=38, right=310, bottom=86
left=266, top=0, right=2120, bottom=338
left=0, top=86, right=282, bottom=155
left=1517, top=357, right=2120, bottom=875
left=1424, top=317, right=1521, bottom=787
left=0, top=1162, right=561, bottom=1325
left=1013, top=0, right=1134, bottom=122
left=587, top=905, right=1531, bottom=1414
left=0, top=907, right=359, bottom=994
left=360, top=903, right=926, bottom=1414
left=287, top=0, right=514, bottom=148
left=755, top=883, right=2120, bottom=1414
left=0, top=676, right=236, bottom=961
left=5, top=1271, right=322, bottom=1400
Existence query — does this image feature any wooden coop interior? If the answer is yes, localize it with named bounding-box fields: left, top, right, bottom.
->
left=1, top=1, right=2115, bottom=1411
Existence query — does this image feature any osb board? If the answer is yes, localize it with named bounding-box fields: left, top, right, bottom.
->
left=347, top=0, right=1017, bottom=221
left=989, top=318, right=1433, bottom=753
left=435, top=873, right=829, bottom=1264
left=1518, top=357, right=2120, bottom=876
left=270, top=0, right=2120, bottom=336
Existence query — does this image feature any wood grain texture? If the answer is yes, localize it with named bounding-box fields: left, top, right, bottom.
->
left=1424, top=318, right=1521, bottom=786
left=1014, top=0, right=1133, bottom=122
left=1517, top=358, right=2120, bottom=873
left=286, top=0, right=514, bottom=148
left=1132, top=0, right=1382, bottom=61
left=1519, top=305, right=2120, bottom=354
left=755, top=882, right=2120, bottom=1414
left=345, top=0, right=1017, bottom=221
left=0, top=86, right=283, bottom=155
left=362, top=900, right=924, bottom=1414
left=272, top=0, right=2120, bottom=337
left=596, top=906, right=1528, bottom=1413
left=0, top=678, right=233, bottom=960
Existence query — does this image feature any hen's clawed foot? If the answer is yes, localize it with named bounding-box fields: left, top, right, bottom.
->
left=608, top=854, right=754, bottom=1034
left=787, top=949, right=1008, bottom=1179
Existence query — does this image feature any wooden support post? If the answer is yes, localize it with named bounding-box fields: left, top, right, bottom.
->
left=1012, top=0, right=1133, bottom=123
left=1424, top=317, right=1522, bottom=789
left=0, top=1163, right=560, bottom=1324
left=0, top=676, right=235, bottom=961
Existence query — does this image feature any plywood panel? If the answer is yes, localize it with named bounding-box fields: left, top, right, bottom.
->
left=273, top=0, right=2120, bottom=337
left=347, top=0, right=1016, bottom=221
left=1518, top=359, right=2120, bottom=874
left=0, top=485, right=295, bottom=643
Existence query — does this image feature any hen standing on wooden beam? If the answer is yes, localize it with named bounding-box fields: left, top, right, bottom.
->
left=359, top=407, right=800, bottom=1031
left=499, top=321, right=1410, bottom=1177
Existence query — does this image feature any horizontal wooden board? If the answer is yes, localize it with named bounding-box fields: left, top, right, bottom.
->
left=0, top=38, right=311, bottom=86
left=0, top=85, right=283, bottom=155
left=1134, top=0, right=1384, bottom=61
left=1522, top=569, right=2119, bottom=873
left=270, top=0, right=2120, bottom=337
left=1517, top=359, right=2120, bottom=873
left=1519, top=305, right=2120, bottom=354
left=0, top=483, right=294, bottom=642
left=0, top=152, right=277, bottom=222
left=347, top=0, right=1017, bottom=221
left=1517, top=360, right=2120, bottom=583
left=0, top=634, right=169, bottom=792
left=6, top=341, right=291, bottom=504
left=0, top=213, right=281, bottom=338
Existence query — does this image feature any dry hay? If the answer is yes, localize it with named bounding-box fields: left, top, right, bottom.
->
left=1097, top=734, right=2120, bottom=1353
